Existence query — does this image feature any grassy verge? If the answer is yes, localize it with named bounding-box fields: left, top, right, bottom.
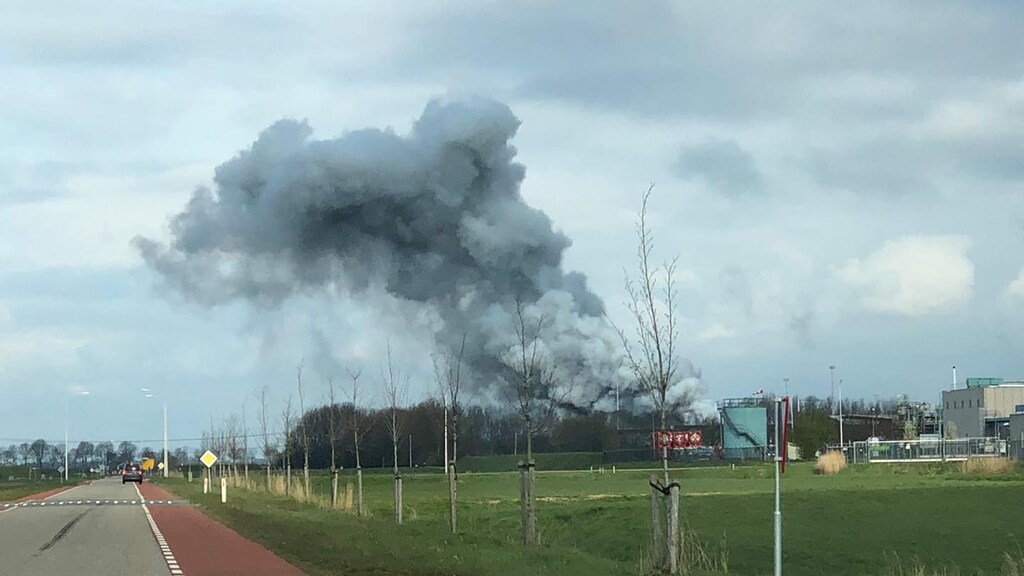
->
left=155, top=462, right=1024, bottom=576
left=0, top=478, right=81, bottom=501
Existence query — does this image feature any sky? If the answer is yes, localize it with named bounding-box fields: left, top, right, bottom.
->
left=2, top=1, right=1024, bottom=448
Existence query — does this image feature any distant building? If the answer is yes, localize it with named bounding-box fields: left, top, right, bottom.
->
left=941, top=378, right=1024, bottom=438
left=1010, top=413, right=1024, bottom=459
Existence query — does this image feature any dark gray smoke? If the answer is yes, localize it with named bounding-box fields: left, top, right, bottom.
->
left=135, top=97, right=622, bottom=408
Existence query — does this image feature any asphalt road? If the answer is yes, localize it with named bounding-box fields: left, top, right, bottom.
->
left=0, top=477, right=169, bottom=576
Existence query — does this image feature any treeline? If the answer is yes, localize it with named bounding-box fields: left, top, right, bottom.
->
left=194, top=400, right=721, bottom=471
left=0, top=439, right=181, bottom=470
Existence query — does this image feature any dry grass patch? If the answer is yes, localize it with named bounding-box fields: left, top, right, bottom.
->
left=961, top=457, right=1013, bottom=476
left=815, top=451, right=847, bottom=475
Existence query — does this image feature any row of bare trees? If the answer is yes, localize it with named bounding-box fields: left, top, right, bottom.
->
left=189, top=187, right=686, bottom=554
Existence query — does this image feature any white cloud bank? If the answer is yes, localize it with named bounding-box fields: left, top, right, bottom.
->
left=1006, top=267, right=1024, bottom=299
left=838, top=235, right=973, bottom=317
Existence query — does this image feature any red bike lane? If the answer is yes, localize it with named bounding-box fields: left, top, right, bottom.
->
left=139, top=482, right=305, bottom=576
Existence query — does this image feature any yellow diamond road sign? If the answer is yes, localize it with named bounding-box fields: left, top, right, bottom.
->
left=200, top=450, right=218, bottom=468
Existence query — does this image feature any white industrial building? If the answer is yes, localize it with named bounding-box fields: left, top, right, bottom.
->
left=941, top=378, right=1024, bottom=439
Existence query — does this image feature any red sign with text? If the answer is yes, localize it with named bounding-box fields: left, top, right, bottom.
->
left=653, top=430, right=703, bottom=450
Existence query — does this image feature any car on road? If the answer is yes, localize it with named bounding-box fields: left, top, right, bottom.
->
left=121, top=462, right=144, bottom=484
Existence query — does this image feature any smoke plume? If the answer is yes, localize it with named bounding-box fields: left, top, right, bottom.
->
left=135, top=97, right=623, bottom=409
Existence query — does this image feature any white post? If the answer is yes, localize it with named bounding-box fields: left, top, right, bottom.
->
left=774, top=398, right=783, bottom=576
left=64, top=398, right=69, bottom=482
left=203, top=473, right=209, bottom=494
left=952, top=365, right=957, bottom=390
left=163, top=397, right=169, bottom=478
left=221, top=476, right=227, bottom=503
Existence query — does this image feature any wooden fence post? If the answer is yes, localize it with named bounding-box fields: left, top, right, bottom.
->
left=650, top=474, right=663, bottom=569
left=668, top=483, right=680, bottom=573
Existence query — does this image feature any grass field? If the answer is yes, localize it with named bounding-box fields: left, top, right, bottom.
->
left=0, top=466, right=79, bottom=501
left=156, top=461, right=1024, bottom=576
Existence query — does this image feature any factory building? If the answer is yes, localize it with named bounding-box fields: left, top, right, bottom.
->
left=941, top=378, right=1024, bottom=439
left=1011, top=413, right=1024, bottom=460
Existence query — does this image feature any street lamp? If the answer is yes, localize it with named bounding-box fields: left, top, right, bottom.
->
left=64, top=391, right=90, bottom=482
left=838, top=378, right=845, bottom=447
left=142, top=388, right=168, bottom=478
left=829, top=365, right=836, bottom=415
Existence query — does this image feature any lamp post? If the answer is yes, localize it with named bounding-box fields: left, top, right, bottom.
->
left=829, top=365, right=836, bottom=415
left=142, top=388, right=168, bottom=478
left=838, top=378, right=845, bottom=447
left=64, top=391, right=90, bottom=482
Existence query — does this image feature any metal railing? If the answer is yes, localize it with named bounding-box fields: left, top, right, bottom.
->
left=840, top=437, right=1007, bottom=464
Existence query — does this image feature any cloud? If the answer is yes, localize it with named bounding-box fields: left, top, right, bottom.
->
left=1006, top=267, right=1024, bottom=299
left=696, top=323, right=734, bottom=343
left=838, top=235, right=973, bottom=316
left=675, top=138, right=762, bottom=196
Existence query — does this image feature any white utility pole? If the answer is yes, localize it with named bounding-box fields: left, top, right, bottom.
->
left=142, top=387, right=169, bottom=477
left=838, top=379, right=844, bottom=447
left=773, top=398, right=783, bottom=576
left=829, top=365, right=836, bottom=414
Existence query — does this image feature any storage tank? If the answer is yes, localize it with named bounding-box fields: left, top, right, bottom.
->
left=719, top=399, right=768, bottom=460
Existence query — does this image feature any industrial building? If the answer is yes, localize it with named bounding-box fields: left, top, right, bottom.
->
left=941, top=378, right=1024, bottom=439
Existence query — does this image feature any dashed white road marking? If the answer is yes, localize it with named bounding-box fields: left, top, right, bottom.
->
left=134, top=483, right=185, bottom=576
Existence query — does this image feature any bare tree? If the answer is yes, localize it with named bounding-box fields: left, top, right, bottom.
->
left=615, top=185, right=686, bottom=572
left=381, top=341, right=408, bottom=524
left=241, top=397, right=249, bottom=483
left=225, top=413, right=243, bottom=478
left=280, top=395, right=295, bottom=496
left=258, top=386, right=273, bottom=490
left=327, top=376, right=341, bottom=508
left=434, top=336, right=466, bottom=534
left=296, top=361, right=311, bottom=497
left=499, top=298, right=568, bottom=545
left=347, top=367, right=366, bottom=516
left=616, top=185, right=682, bottom=483
left=501, top=299, right=564, bottom=463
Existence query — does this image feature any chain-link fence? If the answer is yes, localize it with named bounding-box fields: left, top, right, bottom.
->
left=842, top=437, right=1009, bottom=463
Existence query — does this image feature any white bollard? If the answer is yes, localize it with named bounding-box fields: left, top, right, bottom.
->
left=221, top=477, right=227, bottom=503
left=203, top=476, right=209, bottom=494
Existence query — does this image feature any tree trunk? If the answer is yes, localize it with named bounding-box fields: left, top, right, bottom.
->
left=303, top=453, right=310, bottom=497
left=286, top=461, right=292, bottom=496
left=356, top=467, right=364, bottom=517
left=660, top=411, right=669, bottom=483
left=331, top=469, right=338, bottom=508
left=447, top=464, right=457, bottom=533
left=394, top=476, right=403, bottom=524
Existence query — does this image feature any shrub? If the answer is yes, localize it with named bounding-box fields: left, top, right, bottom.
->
left=814, top=451, right=847, bottom=475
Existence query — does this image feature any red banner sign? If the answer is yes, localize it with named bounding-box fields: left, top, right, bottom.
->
left=653, top=430, right=703, bottom=450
